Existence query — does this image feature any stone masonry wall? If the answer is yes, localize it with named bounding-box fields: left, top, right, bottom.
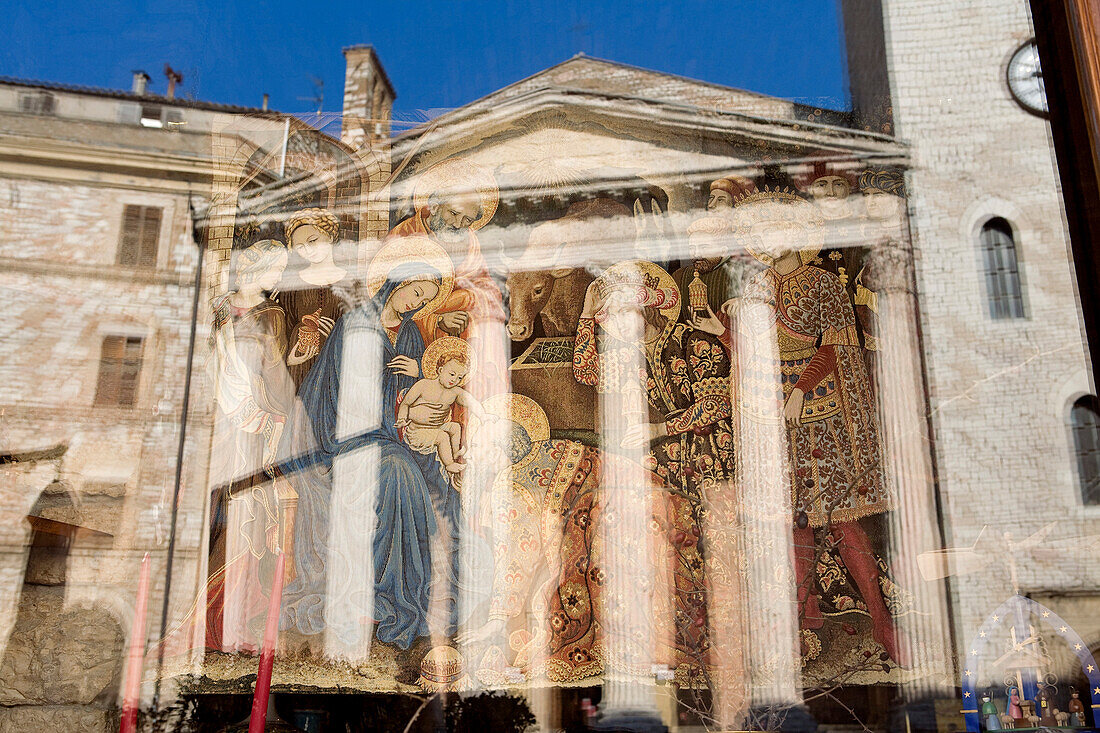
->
left=883, top=0, right=1100, bottom=665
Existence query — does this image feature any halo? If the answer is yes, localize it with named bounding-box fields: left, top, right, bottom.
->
left=421, top=336, right=470, bottom=379
left=411, top=158, right=499, bottom=231
left=482, top=393, right=550, bottom=444
left=732, top=189, right=825, bottom=266
left=366, top=235, right=454, bottom=318
left=594, top=260, right=681, bottom=325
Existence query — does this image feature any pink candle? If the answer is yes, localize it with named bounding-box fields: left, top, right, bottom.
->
left=119, top=552, right=151, bottom=733
left=248, top=551, right=286, bottom=733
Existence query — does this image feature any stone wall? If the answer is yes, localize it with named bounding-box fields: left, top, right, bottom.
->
left=0, top=121, right=213, bottom=727
left=883, top=0, right=1100, bottom=665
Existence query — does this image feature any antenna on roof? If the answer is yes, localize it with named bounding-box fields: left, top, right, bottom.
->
left=296, top=76, right=324, bottom=118
left=163, top=64, right=183, bottom=100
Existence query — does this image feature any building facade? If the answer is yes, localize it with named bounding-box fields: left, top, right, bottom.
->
left=1, top=2, right=1098, bottom=732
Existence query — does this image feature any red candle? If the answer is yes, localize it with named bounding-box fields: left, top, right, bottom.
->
left=119, top=552, right=151, bottom=733
left=248, top=551, right=286, bottom=733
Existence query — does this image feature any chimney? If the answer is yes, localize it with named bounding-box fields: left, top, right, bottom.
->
left=341, top=45, right=395, bottom=148
left=262, top=93, right=269, bottom=111
left=164, top=64, right=183, bottom=100
left=132, top=71, right=150, bottom=96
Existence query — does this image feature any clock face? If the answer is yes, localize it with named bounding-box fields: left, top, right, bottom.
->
left=1007, top=39, right=1048, bottom=116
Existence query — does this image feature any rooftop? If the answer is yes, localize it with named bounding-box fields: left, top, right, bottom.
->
left=0, top=75, right=285, bottom=118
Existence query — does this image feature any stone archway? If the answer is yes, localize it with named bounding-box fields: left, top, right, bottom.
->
left=0, top=476, right=124, bottom=732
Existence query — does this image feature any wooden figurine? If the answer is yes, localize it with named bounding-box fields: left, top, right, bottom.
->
left=1068, top=688, right=1086, bottom=727
left=980, top=691, right=1002, bottom=730
left=1035, top=684, right=1057, bottom=727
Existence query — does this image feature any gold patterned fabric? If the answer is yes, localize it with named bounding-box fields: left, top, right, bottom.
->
left=736, top=264, right=888, bottom=526
left=480, top=439, right=710, bottom=685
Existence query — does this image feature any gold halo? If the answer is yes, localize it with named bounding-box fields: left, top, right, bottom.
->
left=411, top=158, right=499, bottom=231
left=483, top=393, right=550, bottom=443
left=732, top=191, right=824, bottom=266
left=594, top=260, right=681, bottom=325
left=421, top=336, right=470, bottom=379
left=366, top=235, right=454, bottom=318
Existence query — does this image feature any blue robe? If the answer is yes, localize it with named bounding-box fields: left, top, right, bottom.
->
left=278, top=267, right=459, bottom=651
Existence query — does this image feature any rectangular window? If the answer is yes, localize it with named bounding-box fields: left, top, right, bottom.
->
left=117, top=205, right=162, bottom=268
left=93, top=336, right=144, bottom=407
left=19, top=91, right=56, bottom=115
left=139, top=104, right=163, bottom=128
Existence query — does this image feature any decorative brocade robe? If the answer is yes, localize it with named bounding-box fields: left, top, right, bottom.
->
left=478, top=438, right=710, bottom=684
left=737, top=264, right=889, bottom=526
left=573, top=318, right=736, bottom=497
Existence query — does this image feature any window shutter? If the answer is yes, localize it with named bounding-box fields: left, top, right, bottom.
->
left=980, top=218, right=1025, bottom=319
left=1072, top=395, right=1100, bottom=505
left=138, top=207, right=162, bottom=268
left=117, top=205, right=162, bottom=268
left=94, top=335, right=143, bottom=407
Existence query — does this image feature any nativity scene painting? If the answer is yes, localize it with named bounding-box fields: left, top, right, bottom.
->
left=167, top=91, right=955, bottom=730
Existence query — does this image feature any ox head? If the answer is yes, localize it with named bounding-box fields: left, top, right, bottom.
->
left=505, top=265, right=573, bottom=341
left=503, top=198, right=632, bottom=341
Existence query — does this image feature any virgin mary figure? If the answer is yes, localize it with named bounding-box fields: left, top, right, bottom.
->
left=278, top=236, right=458, bottom=676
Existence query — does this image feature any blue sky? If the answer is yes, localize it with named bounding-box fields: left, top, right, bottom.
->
left=5, top=1, right=849, bottom=125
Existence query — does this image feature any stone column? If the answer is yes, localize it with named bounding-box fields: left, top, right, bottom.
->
left=595, top=300, right=663, bottom=727
left=871, top=234, right=955, bottom=700
left=732, top=297, right=805, bottom=716
left=321, top=314, right=386, bottom=664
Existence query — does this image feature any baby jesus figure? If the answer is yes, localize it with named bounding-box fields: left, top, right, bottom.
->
left=396, top=336, right=491, bottom=476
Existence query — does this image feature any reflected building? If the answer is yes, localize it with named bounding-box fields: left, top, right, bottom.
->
left=0, top=1, right=1098, bottom=732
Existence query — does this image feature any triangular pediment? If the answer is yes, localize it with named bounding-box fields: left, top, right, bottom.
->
left=457, top=54, right=800, bottom=121
left=391, top=56, right=906, bottom=197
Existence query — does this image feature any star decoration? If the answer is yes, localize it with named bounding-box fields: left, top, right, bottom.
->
left=1042, top=611, right=1051, bottom=618
left=965, top=669, right=972, bottom=677
left=970, top=650, right=978, bottom=656
left=979, top=631, right=987, bottom=638
left=1088, top=665, right=1096, bottom=673
left=992, top=615, right=1000, bottom=622
left=964, top=691, right=971, bottom=698
left=1075, top=643, right=1083, bottom=651
left=1060, top=625, right=1068, bottom=633
left=1094, top=687, right=1100, bottom=696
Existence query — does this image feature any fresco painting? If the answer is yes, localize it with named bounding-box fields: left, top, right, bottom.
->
left=185, top=113, right=933, bottom=717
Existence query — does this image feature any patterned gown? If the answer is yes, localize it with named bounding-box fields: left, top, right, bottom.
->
left=736, top=264, right=888, bottom=526
left=477, top=438, right=710, bottom=685
left=565, top=317, right=741, bottom=690
left=572, top=318, right=736, bottom=499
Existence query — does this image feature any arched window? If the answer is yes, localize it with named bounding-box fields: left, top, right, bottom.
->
left=1071, top=394, right=1100, bottom=505
left=979, top=217, right=1025, bottom=319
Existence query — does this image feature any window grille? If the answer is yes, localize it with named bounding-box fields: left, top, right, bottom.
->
left=19, top=91, right=56, bottom=115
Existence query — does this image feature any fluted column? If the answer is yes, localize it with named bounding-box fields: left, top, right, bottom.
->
left=597, top=304, right=661, bottom=720
left=733, top=298, right=804, bottom=711
left=871, top=235, right=954, bottom=700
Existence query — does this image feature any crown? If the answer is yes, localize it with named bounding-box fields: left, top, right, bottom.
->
left=595, top=268, right=660, bottom=298
left=734, top=185, right=805, bottom=207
